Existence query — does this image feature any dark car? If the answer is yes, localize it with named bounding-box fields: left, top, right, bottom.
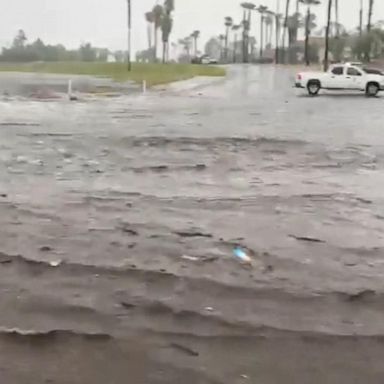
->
left=363, top=67, right=384, bottom=75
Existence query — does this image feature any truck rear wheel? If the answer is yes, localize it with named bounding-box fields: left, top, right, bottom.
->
left=366, top=82, right=379, bottom=97
left=307, top=80, right=321, bottom=96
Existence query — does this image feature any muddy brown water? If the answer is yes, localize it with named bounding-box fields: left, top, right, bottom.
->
left=1, top=66, right=384, bottom=383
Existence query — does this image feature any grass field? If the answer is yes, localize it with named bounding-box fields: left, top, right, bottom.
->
left=0, top=62, right=226, bottom=86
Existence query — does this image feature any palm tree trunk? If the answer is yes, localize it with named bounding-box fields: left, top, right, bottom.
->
left=162, top=41, right=166, bottom=63
left=304, top=6, right=310, bottom=66
left=359, top=0, right=363, bottom=36
left=242, top=10, right=247, bottom=63
left=366, top=0, right=374, bottom=61
left=324, top=0, right=333, bottom=71
left=282, top=0, right=291, bottom=63
left=154, top=28, right=158, bottom=62
left=147, top=24, right=153, bottom=50
left=334, top=0, right=339, bottom=36
left=127, top=0, right=132, bottom=71
left=275, top=15, right=280, bottom=63
left=246, top=10, right=252, bottom=62
left=260, top=14, right=264, bottom=57
left=367, top=0, right=374, bottom=32
left=233, top=33, right=237, bottom=63
left=220, top=39, right=224, bottom=62
left=225, top=28, right=230, bottom=61
left=296, top=0, right=299, bottom=13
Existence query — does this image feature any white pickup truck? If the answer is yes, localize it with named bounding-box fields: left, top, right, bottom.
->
left=295, top=63, right=384, bottom=96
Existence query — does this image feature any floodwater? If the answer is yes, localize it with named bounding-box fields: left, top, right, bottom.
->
left=1, top=65, right=384, bottom=383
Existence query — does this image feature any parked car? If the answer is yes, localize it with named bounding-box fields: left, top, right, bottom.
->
left=191, top=55, right=218, bottom=65
left=295, top=63, right=384, bottom=96
left=363, top=67, right=384, bottom=75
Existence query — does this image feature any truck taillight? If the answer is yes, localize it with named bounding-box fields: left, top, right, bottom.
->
left=297, top=74, right=302, bottom=80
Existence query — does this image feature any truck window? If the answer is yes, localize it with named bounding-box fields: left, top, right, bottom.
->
left=347, top=67, right=362, bottom=76
left=331, top=66, right=344, bottom=75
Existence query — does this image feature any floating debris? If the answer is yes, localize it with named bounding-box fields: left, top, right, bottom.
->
left=49, top=260, right=62, bottom=267
left=289, top=235, right=325, bottom=243
left=233, top=247, right=252, bottom=264
left=345, top=289, right=376, bottom=302
left=39, top=246, right=53, bottom=252
left=16, top=156, right=28, bottom=163
left=181, top=255, right=199, bottom=262
left=169, top=342, right=199, bottom=357
left=174, top=231, right=213, bottom=238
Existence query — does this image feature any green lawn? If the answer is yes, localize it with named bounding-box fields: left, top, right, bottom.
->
left=0, top=62, right=226, bottom=86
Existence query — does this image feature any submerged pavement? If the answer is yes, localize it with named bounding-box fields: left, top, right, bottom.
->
left=0, top=65, right=384, bottom=383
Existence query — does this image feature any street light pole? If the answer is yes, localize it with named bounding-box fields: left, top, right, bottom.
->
left=127, top=0, right=132, bottom=71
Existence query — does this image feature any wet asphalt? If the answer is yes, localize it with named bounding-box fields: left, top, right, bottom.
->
left=0, top=65, right=384, bottom=383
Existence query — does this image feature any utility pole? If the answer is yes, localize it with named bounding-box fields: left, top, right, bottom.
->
left=127, top=0, right=132, bottom=71
left=304, top=6, right=310, bottom=66
left=324, top=0, right=332, bottom=71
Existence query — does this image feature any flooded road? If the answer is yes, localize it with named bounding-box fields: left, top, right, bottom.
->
left=1, top=65, right=384, bottom=383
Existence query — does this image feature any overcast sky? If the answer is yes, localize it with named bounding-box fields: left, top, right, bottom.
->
left=1, top=0, right=383, bottom=52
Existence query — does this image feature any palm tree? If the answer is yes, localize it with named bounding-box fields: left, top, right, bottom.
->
left=319, top=21, right=345, bottom=37
left=161, top=0, right=174, bottom=63
left=241, top=2, right=256, bottom=62
left=286, top=12, right=303, bottom=63
left=359, top=0, right=363, bottom=36
left=218, top=34, right=225, bottom=61
left=265, top=11, right=275, bottom=48
left=145, top=11, right=155, bottom=51
left=365, top=0, right=375, bottom=61
left=241, top=18, right=249, bottom=62
left=275, top=12, right=283, bottom=63
left=161, top=13, right=173, bottom=63
left=164, top=0, right=174, bottom=13
left=299, top=0, right=321, bottom=66
left=179, top=37, right=192, bottom=59
left=152, top=4, right=164, bottom=62
left=367, top=0, right=374, bottom=32
left=224, top=16, right=233, bottom=61
left=334, top=0, right=339, bottom=37
left=281, top=0, right=291, bottom=63
left=127, top=0, right=132, bottom=71
left=324, top=0, right=333, bottom=71
left=232, top=24, right=241, bottom=62
left=257, top=5, right=269, bottom=57
left=191, top=30, right=201, bottom=56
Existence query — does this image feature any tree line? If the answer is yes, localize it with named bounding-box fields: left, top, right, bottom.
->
left=0, top=29, right=126, bottom=63
left=208, top=0, right=379, bottom=67
left=1, top=0, right=381, bottom=67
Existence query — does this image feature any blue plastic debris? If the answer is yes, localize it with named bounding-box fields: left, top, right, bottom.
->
left=233, top=247, right=252, bottom=264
